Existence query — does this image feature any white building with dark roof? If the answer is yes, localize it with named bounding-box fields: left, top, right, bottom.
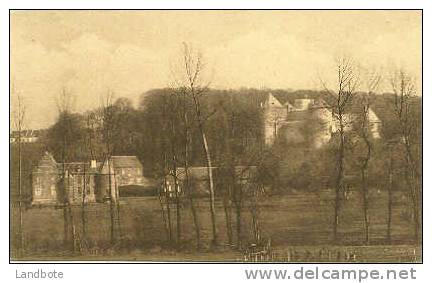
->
left=10, top=129, right=45, bottom=143
left=262, top=93, right=381, bottom=148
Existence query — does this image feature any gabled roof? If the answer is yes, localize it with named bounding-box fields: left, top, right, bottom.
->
left=174, top=166, right=257, bottom=181
left=271, top=90, right=324, bottom=107
left=33, top=152, right=58, bottom=173
left=175, top=167, right=217, bottom=181
left=271, top=93, right=290, bottom=106
left=110, top=156, right=143, bottom=168
left=269, top=93, right=329, bottom=111
left=264, top=93, right=284, bottom=108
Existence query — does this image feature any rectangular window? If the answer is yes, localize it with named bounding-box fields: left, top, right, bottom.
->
left=34, top=177, right=42, bottom=196
left=50, top=185, right=56, bottom=196
left=35, top=186, right=42, bottom=196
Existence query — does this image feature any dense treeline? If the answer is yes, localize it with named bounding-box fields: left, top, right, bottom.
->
left=13, top=87, right=421, bottom=199
left=38, top=89, right=419, bottom=174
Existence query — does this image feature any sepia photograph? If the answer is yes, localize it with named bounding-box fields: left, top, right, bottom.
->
left=9, top=10, right=422, bottom=262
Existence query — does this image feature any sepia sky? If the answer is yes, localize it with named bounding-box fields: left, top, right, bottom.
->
left=10, top=10, right=421, bottom=129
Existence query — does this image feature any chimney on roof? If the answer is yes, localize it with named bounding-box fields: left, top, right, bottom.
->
left=91, top=160, right=97, bottom=168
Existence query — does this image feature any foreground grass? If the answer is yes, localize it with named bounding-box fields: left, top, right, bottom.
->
left=13, top=245, right=420, bottom=263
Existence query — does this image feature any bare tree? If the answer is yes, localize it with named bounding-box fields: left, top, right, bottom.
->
left=249, top=183, right=263, bottom=246
left=389, top=70, right=421, bottom=244
left=354, top=70, right=381, bottom=244
left=218, top=98, right=258, bottom=249
left=177, top=43, right=218, bottom=247
left=80, top=112, right=102, bottom=248
left=385, top=139, right=398, bottom=244
left=218, top=102, right=236, bottom=247
left=162, top=155, right=173, bottom=244
left=166, top=89, right=183, bottom=245
left=158, top=94, right=173, bottom=244
left=11, top=84, right=26, bottom=256
left=55, top=87, right=77, bottom=252
left=99, top=90, right=122, bottom=245
left=320, top=57, right=360, bottom=242
left=176, top=87, right=202, bottom=249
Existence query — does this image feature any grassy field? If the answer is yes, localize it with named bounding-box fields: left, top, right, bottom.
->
left=10, top=189, right=421, bottom=262
left=15, top=245, right=420, bottom=262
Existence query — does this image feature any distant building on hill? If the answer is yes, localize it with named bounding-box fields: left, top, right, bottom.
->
left=10, top=129, right=45, bottom=143
left=261, top=93, right=381, bottom=148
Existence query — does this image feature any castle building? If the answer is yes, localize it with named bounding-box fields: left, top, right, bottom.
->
left=262, top=93, right=381, bottom=148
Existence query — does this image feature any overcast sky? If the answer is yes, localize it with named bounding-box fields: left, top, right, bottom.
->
left=10, top=10, right=421, bottom=129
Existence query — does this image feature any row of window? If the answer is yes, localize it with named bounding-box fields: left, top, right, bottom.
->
left=34, top=185, right=56, bottom=196
left=34, top=184, right=94, bottom=197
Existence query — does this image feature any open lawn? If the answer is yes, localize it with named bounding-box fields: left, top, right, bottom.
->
left=16, top=245, right=420, bottom=263
left=11, top=190, right=421, bottom=262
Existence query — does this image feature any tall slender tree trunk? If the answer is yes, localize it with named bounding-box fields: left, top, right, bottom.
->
left=81, top=166, right=87, bottom=242
left=360, top=117, right=372, bottom=245
left=183, top=111, right=201, bottom=249
left=158, top=181, right=170, bottom=242
left=62, top=172, right=69, bottom=246
left=201, top=132, right=218, bottom=246
left=333, top=115, right=345, bottom=243
left=16, top=131, right=25, bottom=256
left=387, top=147, right=394, bottom=244
left=233, top=163, right=243, bottom=249
left=185, top=168, right=200, bottom=249
left=107, top=158, right=116, bottom=245
left=169, top=110, right=182, bottom=245
left=163, top=154, right=173, bottom=243
left=182, top=43, right=217, bottom=247
left=235, top=196, right=242, bottom=249
left=190, top=92, right=217, bottom=245
left=222, top=187, right=233, bottom=246
left=250, top=193, right=261, bottom=244
left=404, top=157, right=420, bottom=244
left=403, top=139, right=421, bottom=245
left=160, top=100, right=172, bottom=244
left=115, top=177, right=123, bottom=242
left=172, top=158, right=181, bottom=244
left=61, top=137, right=75, bottom=251
left=361, top=168, right=370, bottom=244
left=166, top=195, right=173, bottom=243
